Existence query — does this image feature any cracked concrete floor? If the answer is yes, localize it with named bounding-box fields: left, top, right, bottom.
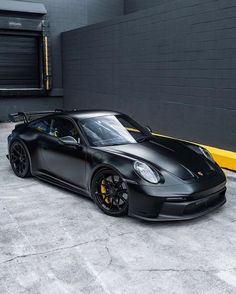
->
left=0, top=122, right=236, bottom=294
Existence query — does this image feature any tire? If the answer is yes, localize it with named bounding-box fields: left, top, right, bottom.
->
left=91, top=169, right=129, bottom=217
left=10, top=141, right=31, bottom=178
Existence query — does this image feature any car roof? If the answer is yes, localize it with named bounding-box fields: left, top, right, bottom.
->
left=59, top=109, right=123, bottom=120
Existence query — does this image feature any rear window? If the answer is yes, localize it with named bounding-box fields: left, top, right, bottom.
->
left=30, top=119, right=52, bottom=134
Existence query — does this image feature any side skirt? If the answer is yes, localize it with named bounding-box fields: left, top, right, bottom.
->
left=35, top=172, right=91, bottom=198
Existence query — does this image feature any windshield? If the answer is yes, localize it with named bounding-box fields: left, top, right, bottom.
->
left=79, top=115, right=148, bottom=147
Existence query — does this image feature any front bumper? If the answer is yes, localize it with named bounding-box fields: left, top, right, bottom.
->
left=127, top=177, right=227, bottom=221
left=131, top=188, right=226, bottom=221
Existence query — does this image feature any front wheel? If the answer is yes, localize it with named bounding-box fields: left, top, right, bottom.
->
left=91, top=169, right=129, bottom=217
left=10, top=141, right=31, bottom=178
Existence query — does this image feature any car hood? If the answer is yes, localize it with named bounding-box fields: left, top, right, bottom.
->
left=98, top=136, right=215, bottom=180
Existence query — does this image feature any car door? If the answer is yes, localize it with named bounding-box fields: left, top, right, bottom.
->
left=27, top=117, right=54, bottom=173
left=39, top=116, right=87, bottom=190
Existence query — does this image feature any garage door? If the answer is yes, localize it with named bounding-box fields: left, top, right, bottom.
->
left=0, top=34, right=40, bottom=89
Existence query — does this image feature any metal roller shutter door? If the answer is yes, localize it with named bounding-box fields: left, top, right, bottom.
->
left=0, top=34, right=40, bottom=89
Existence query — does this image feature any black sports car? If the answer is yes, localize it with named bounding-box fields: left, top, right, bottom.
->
left=7, top=109, right=226, bottom=221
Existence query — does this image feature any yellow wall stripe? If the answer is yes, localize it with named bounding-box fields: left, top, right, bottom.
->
left=126, top=128, right=236, bottom=171
left=152, top=132, right=236, bottom=171
left=200, top=145, right=236, bottom=171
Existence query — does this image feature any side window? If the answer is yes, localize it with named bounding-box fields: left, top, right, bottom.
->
left=51, top=118, right=80, bottom=140
left=30, top=119, right=52, bottom=134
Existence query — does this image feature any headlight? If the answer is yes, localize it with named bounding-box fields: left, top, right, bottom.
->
left=134, top=161, right=160, bottom=183
left=199, top=147, right=214, bottom=162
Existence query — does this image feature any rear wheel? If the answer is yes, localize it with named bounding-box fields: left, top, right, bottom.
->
left=10, top=141, right=31, bottom=178
left=92, top=169, right=129, bottom=217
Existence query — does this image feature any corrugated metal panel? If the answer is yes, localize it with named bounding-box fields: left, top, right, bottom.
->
left=0, top=35, right=40, bottom=89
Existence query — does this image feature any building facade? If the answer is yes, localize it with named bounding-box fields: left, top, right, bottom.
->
left=0, top=0, right=124, bottom=121
left=0, top=0, right=235, bottom=152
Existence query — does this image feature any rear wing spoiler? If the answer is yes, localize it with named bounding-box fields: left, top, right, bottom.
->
left=8, top=109, right=63, bottom=123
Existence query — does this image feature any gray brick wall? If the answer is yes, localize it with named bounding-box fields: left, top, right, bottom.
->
left=40, top=0, right=87, bottom=90
left=62, top=0, right=236, bottom=151
left=125, top=0, right=161, bottom=14
left=87, top=0, right=124, bottom=24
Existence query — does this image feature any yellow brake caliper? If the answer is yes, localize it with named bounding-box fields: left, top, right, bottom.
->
left=101, top=180, right=110, bottom=204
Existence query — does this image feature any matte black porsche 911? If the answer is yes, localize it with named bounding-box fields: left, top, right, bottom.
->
left=7, top=109, right=226, bottom=221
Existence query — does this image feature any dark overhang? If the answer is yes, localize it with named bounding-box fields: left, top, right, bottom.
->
left=0, top=0, right=47, bottom=15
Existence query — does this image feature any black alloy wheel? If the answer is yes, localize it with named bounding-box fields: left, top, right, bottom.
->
left=92, top=169, right=129, bottom=217
left=10, top=141, right=31, bottom=178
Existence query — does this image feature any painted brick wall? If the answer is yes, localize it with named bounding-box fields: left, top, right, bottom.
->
left=125, top=0, right=161, bottom=14
left=62, top=0, right=236, bottom=151
left=87, top=0, right=124, bottom=24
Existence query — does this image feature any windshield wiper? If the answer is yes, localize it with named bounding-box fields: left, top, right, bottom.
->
left=137, top=135, right=153, bottom=143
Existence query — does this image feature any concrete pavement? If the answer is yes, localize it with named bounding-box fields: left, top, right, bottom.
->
left=0, top=122, right=236, bottom=294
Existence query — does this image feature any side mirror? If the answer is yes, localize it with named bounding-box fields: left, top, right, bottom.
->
left=59, top=136, right=78, bottom=146
left=145, top=126, right=152, bottom=133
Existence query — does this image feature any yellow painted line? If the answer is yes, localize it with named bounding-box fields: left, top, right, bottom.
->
left=127, top=128, right=236, bottom=171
